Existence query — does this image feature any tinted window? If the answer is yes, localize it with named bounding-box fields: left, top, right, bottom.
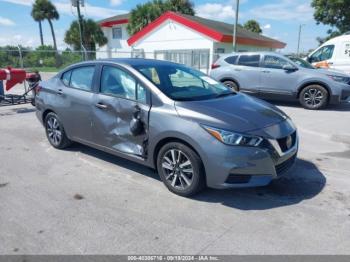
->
left=224, top=56, right=238, bottom=65
left=61, top=70, right=72, bottom=86
left=264, top=55, right=291, bottom=69
left=134, top=64, right=232, bottom=101
left=238, top=55, right=260, bottom=67
left=309, top=45, right=334, bottom=63
left=70, top=66, right=95, bottom=91
left=139, top=67, right=161, bottom=85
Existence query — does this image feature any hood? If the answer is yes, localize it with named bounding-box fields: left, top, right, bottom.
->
left=305, top=67, right=350, bottom=77
left=175, top=93, right=288, bottom=133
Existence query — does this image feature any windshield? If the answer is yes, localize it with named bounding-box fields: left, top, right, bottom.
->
left=133, top=64, right=234, bottom=101
left=288, top=56, right=315, bottom=69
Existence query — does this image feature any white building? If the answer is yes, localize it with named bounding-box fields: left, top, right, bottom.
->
left=98, top=12, right=286, bottom=72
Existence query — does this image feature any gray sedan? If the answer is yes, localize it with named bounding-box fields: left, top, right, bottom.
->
left=35, top=59, right=298, bottom=196
left=210, top=52, right=350, bottom=110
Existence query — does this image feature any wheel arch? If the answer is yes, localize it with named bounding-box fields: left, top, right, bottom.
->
left=297, top=81, right=332, bottom=99
left=42, top=109, right=56, bottom=123
left=152, top=137, right=206, bottom=177
left=219, top=77, right=240, bottom=89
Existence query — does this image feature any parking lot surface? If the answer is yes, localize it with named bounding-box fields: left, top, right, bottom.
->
left=0, top=89, right=350, bottom=254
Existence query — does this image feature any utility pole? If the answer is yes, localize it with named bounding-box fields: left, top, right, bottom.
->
left=71, top=0, right=86, bottom=60
left=233, top=0, right=240, bottom=52
left=297, top=24, right=305, bottom=57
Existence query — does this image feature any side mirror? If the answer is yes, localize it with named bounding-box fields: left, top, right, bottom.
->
left=283, top=64, right=298, bottom=71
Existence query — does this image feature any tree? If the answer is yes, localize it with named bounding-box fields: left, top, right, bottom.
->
left=127, top=0, right=195, bottom=35
left=64, top=19, right=108, bottom=59
left=31, top=0, right=59, bottom=52
left=311, top=0, right=350, bottom=40
left=243, top=20, right=262, bottom=34
left=164, top=0, right=195, bottom=15
left=31, top=5, right=45, bottom=46
left=316, top=30, right=342, bottom=45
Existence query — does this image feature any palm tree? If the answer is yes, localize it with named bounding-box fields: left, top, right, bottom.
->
left=64, top=19, right=108, bottom=59
left=31, top=7, right=45, bottom=46
left=243, top=20, right=262, bottom=34
left=31, top=0, right=59, bottom=51
left=165, top=0, right=195, bottom=15
left=127, top=0, right=195, bottom=35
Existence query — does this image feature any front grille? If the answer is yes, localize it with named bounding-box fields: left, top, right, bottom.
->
left=275, top=154, right=297, bottom=176
left=277, top=131, right=297, bottom=152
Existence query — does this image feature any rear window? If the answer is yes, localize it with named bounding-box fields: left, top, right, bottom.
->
left=238, top=55, right=260, bottom=67
left=224, top=56, right=238, bottom=65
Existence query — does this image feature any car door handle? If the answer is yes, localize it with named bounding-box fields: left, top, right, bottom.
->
left=57, top=89, right=63, bottom=95
left=328, top=61, right=334, bottom=65
left=262, top=70, right=270, bottom=73
left=95, top=103, right=108, bottom=110
left=234, top=68, right=242, bottom=71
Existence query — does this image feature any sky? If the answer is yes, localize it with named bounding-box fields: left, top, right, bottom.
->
left=0, top=0, right=332, bottom=53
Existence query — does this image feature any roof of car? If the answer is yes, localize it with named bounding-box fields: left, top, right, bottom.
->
left=70, top=58, right=179, bottom=68
left=220, top=51, right=284, bottom=57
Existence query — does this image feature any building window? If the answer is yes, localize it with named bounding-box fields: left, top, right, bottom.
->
left=216, top=48, right=225, bottom=54
left=112, top=27, right=122, bottom=39
left=154, top=49, right=210, bottom=71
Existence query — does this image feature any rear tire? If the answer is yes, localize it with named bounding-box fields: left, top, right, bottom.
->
left=299, top=84, right=329, bottom=110
left=45, top=112, right=72, bottom=149
left=222, top=80, right=239, bottom=91
left=157, top=142, right=206, bottom=197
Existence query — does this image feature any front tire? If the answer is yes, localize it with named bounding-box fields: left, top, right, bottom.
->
left=45, top=112, right=72, bottom=149
left=299, top=85, right=329, bottom=110
left=157, top=142, right=206, bottom=197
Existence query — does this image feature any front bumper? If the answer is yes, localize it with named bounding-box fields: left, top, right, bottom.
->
left=329, top=83, right=350, bottom=104
left=199, top=124, right=298, bottom=189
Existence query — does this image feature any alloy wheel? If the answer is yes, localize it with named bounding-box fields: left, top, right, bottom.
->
left=46, top=116, right=62, bottom=146
left=303, top=88, right=324, bottom=107
left=161, top=149, right=194, bottom=190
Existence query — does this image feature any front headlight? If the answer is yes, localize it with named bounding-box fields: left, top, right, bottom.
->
left=327, top=75, right=350, bottom=84
left=202, top=125, right=263, bottom=146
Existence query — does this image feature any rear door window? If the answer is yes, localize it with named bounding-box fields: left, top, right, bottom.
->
left=70, top=66, right=95, bottom=91
left=224, top=55, right=238, bottom=65
left=238, top=55, right=260, bottom=67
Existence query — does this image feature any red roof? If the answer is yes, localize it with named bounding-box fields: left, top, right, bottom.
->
left=127, top=11, right=286, bottom=49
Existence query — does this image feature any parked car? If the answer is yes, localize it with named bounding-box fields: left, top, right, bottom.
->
left=306, top=33, right=350, bottom=74
left=286, top=56, right=315, bottom=69
left=35, top=59, right=298, bottom=196
left=210, top=52, right=350, bottom=110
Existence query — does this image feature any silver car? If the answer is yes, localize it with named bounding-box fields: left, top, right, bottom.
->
left=210, top=52, right=350, bottom=110
left=35, top=59, right=298, bottom=197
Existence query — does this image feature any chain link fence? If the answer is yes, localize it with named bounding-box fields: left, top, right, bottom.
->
left=0, top=48, right=216, bottom=74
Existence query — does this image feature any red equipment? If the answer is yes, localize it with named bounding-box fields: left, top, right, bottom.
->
left=0, top=67, right=27, bottom=91
left=0, top=68, right=41, bottom=107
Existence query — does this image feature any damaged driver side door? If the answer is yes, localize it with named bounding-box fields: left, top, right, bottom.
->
left=92, top=64, right=150, bottom=158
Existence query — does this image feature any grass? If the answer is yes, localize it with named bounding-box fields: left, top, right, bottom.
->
left=26, top=67, right=60, bottom=73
